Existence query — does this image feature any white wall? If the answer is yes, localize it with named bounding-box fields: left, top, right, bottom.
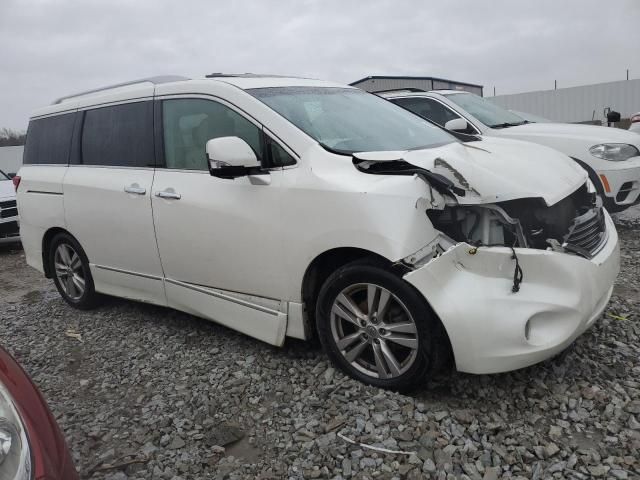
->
left=0, top=146, right=24, bottom=174
left=490, top=79, right=640, bottom=124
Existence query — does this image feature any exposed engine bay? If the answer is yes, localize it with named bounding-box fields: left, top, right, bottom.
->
left=427, top=182, right=608, bottom=258
left=353, top=155, right=608, bottom=260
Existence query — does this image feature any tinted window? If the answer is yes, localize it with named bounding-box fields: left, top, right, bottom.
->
left=162, top=99, right=262, bottom=170
left=23, top=112, right=76, bottom=165
left=81, top=102, right=154, bottom=167
left=393, top=97, right=462, bottom=127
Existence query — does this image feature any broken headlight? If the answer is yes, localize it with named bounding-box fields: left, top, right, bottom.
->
left=589, top=143, right=640, bottom=161
left=0, top=382, right=31, bottom=480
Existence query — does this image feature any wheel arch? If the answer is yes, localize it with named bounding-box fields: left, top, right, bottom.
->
left=301, top=247, right=394, bottom=337
left=41, top=227, right=77, bottom=278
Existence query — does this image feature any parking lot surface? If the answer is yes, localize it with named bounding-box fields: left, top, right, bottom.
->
left=1, top=214, right=639, bottom=480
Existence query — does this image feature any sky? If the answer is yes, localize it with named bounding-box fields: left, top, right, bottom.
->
left=1, top=0, right=639, bottom=130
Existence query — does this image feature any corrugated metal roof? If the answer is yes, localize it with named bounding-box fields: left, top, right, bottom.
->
left=350, top=75, right=483, bottom=89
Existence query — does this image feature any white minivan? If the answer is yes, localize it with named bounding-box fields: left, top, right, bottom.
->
left=381, top=89, right=640, bottom=212
left=16, top=75, right=619, bottom=389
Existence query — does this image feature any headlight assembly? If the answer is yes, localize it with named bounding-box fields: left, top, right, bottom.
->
left=0, top=382, right=31, bottom=480
left=589, top=143, right=640, bottom=161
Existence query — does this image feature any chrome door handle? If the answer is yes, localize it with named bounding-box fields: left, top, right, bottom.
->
left=155, top=190, right=182, bottom=200
left=124, top=185, right=146, bottom=195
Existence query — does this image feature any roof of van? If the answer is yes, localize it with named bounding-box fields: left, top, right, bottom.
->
left=31, top=74, right=351, bottom=119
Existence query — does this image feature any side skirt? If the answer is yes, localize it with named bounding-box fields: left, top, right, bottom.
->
left=165, top=278, right=288, bottom=347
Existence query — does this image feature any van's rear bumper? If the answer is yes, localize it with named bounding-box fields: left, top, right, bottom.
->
left=403, top=212, right=620, bottom=374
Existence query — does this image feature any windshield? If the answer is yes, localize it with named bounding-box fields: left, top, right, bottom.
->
left=249, top=87, right=456, bottom=154
left=511, top=110, right=552, bottom=123
left=0, top=170, right=9, bottom=181
left=443, top=92, right=527, bottom=128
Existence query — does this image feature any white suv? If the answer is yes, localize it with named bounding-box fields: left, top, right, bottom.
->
left=0, top=169, right=19, bottom=243
left=381, top=89, right=640, bottom=212
left=16, top=75, right=619, bottom=389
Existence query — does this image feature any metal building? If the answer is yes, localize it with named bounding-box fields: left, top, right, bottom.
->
left=350, top=76, right=484, bottom=96
left=490, top=79, right=640, bottom=124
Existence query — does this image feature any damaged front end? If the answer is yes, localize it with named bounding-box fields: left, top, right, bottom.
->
left=353, top=143, right=608, bottom=263
left=426, top=182, right=608, bottom=258
left=353, top=142, right=620, bottom=374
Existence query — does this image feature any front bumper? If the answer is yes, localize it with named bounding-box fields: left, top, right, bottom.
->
left=596, top=156, right=640, bottom=207
left=404, top=211, right=620, bottom=374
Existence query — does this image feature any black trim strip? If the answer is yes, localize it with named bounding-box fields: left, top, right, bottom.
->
left=93, top=264, right=162, bottom=281
left=164, top=278, right=280, bottom=316
left=26, top=190, right=63, bottom=195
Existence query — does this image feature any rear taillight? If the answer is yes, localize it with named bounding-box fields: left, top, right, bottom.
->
left=12, top=175, right=21, bottom=192
left=631, top=115, right=640, bottom=124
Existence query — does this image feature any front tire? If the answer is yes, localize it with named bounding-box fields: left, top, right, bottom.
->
left=49, top=233, right=101, bottom=310
left=316, top=260, right=438, bottom=390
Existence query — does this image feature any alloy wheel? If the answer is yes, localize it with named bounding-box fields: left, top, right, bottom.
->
left=330, top=283, right=419, bottom=379
left=54, top=243, right=86, bottom=301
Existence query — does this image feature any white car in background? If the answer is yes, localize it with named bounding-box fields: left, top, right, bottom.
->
left=382, top=89, right=640, bottom=212
left=630, top=112, right=640, bottom=134
left=510, top=110, right=552, bottom=123
left=16, top=75, right=619, bottom=389
left=0, top=169, right=20, bottom=243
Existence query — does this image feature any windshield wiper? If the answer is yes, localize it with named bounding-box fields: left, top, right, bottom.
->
left=489, top=121, right=529, bottom=129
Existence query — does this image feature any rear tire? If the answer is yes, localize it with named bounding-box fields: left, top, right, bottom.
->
left=49, top=233, right=101, bottom=310
left=316, top=260, right=440, bottom=390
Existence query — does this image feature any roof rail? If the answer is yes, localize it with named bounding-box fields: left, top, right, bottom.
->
left=370, top=87, right=427, bottom=94
left=52, top=75, right=190, bottom=105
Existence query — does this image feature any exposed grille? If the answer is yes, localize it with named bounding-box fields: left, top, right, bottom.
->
left=564, top=206, right=607, bottom=258
left=0, top=200, right=18, bottom=219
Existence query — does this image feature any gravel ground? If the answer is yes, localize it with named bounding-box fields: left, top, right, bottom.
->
left=1, top=212, right=639, bottom=480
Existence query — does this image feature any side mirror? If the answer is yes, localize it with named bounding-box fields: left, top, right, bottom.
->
left=206, top=136, right=260, bottom=178
left=444, top=118, right=470, bottom=133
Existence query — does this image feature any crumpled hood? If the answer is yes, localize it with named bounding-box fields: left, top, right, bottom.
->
left=496, top=122, right=640, bottom=149
left=354, top=137, right=587, bottom=206
left=0, top=180, right=15, bottom=201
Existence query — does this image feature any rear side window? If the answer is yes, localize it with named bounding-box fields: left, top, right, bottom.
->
left=23, top=112, right=76, bottom=164
left=81, top=102, right=154, bottom=167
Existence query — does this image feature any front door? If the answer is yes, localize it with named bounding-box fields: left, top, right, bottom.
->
left=151, top=97, right=290, bottom=345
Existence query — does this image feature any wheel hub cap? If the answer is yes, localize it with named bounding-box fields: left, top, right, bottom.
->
left=365, top=325, right=378, bottom=338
